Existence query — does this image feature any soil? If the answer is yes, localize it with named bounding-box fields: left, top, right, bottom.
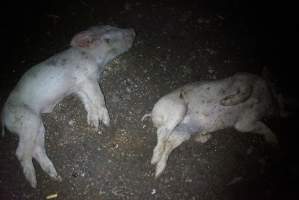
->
left=1, top=0, right=298, bottom=199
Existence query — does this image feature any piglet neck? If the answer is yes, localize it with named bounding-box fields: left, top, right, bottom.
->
left=96, top=53, right=115, bottom=67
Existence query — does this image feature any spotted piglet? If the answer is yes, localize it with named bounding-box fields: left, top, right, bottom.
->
left=1, top=25, right=135, bottom=187
left=143, top=73, right=279, bottom=177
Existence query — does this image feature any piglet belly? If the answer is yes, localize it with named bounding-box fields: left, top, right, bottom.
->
left=12, top=68, right=73, bottom=113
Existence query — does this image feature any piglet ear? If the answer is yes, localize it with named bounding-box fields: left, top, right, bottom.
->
left=70, top=31, right=94, bottom=48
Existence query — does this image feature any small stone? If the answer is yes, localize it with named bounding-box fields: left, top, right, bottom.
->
left=68, top=120, right=75, bottom=126
left=185, top=178, right=192, bottom=183
left=151, top=189, right=156, bottom=195
left=126, top=87, right=132, bottom=93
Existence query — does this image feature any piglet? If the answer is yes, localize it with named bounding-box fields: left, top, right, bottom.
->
left=143, top=73, right=279, bottom=177
left=1, top=25, right=135, bottom=187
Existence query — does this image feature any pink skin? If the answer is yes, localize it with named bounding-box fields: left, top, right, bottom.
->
left=144, top=73, right=278, bottom=177
left=2, top=25, right=135, bottom=188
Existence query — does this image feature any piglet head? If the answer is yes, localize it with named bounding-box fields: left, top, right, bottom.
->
left=71, top=25, right=135, bottom=61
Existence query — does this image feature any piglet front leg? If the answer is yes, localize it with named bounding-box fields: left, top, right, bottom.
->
left=76, top=79, right=110, bottom=129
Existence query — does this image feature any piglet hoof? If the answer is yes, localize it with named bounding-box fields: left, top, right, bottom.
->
left=155, top=161, right=166, bottom=178
left=24, top=169, right=37, bottom=188
left=99, top=108, right=110, bottom=127
left=151, top=155, right=159, bottom=165
left=52, top=175, right=62, bottom=182
left=30, top=179, right=37, bottom=188
left=151, top=147, right=163, bottom=165
left=265, top=134, right=279, bottom=146
left=87, top=112, right=99, bottom=130
left=87, top=111, right=99, bottom=129
left=194, top=134, right=212, bottom=143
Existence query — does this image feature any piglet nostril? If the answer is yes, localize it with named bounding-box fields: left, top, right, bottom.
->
left=131, top=29, right=136, bottom=37
left=127, top=28, right=135, bottom=38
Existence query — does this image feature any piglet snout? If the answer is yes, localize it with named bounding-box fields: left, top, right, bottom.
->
left=125, top=28, right=136, bottom=43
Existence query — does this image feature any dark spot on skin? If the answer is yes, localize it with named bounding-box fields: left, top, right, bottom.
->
left=219, top=88, right=226, bottom=95
left=60, top=58, right=67, bottom=65
left=76, top=65, right=80, bottom=69
left=30, top=71, right=38, bottom=79
left=201, top=100, right=205, bottom=104
left=179, top=92, right=183, bottom=99
left=84, top=55, right=89, bottom=60
left=46, top=58, right=58, bottom=66
left=206, top=87, right=210, bottom=90
left=80, top=51, right=90, bottom=60
left=175, top=120, right=201, bottom=135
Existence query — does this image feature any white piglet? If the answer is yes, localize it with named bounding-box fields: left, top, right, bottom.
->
left=143, top=73, right=279, bottom=177
left=1, top=25, right=135, bottom=187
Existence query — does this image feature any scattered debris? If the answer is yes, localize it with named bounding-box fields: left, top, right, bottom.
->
left=151, top=189, right=157, bottom=195
left=185, top=178, right=192, bottom=183
left=68, top=119, right=75, bottom=126
left=97, top=130, right=103, bottom=135
left=46, top=193, right=58, bottom=199
left=227, top=176, right=243, bottom=186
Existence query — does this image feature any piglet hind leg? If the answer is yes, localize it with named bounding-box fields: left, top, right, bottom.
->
left=151, top=127, right=169, bottom=165
left=33, top=124, right=61, bottom=182
left=234, top=119, right=278, bottom=145
left=8, top=108, right=43, bottom=188
left=151, top=96, right=187, bottom=165
left=154, top=129, right=191, bottom=178
left=16, top=135, right=37, bottom=188
left=76, top=79, right=110, bottom=129
left=151, top=117, right=186, bottom=165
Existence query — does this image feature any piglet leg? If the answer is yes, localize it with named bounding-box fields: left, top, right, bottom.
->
left=76, top=79, right=110, bottom=129
left=33, top=124, right=61, bottom=182
left=154, top=130, right=191, bottom=178
left=235, top=119, right=278, bottom=145
left=151, top=97, right=187, bottom=165
left=16, top=135, right=37, bottom=188
left=11, top=108, right=43, bottom=188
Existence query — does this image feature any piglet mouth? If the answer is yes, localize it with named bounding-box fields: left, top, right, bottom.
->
left=129, top=28, right=136, bottom=38
left=125, top=28, right=136, bottom=44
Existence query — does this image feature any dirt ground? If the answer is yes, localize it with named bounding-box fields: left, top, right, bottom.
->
left=1, top=0, right=298, bottom=199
